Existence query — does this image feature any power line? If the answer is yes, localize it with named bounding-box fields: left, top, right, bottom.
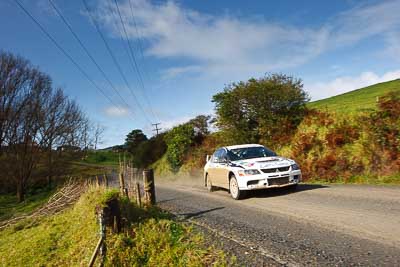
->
left=13, top=0, right=124, bottom=115
left=107, top=0, right=144, bottom=97
left=128, top=0, right=149, bottom=72
left=113, top=0, right=158, bottom=121
left=47, top=0, right=136, bottom=120
left=152, top=123, right=162, bottom=136
left=81, top=0, right=152, bottom=124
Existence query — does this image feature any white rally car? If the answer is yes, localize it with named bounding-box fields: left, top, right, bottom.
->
left=204, top=144, right=301, bottom=199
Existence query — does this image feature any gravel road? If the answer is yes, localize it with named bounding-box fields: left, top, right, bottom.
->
left=156, top=178, right=400, bottom=266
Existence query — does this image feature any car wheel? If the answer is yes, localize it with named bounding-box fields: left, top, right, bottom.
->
left=229, top=175, right=245, bottom=200
left=288, top=183, right=298, bottom=192
left=206, top=175, right=215, bottom=192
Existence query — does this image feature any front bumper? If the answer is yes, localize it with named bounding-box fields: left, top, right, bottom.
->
left=237, top=170, right=301, bottom=190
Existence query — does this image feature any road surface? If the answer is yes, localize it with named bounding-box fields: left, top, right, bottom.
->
left=156, top=178, right=400, bottom=266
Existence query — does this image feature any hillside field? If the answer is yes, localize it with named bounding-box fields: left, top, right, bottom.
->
left=308, top=79, right=400, bottom=113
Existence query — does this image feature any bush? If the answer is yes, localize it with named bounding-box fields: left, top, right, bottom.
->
left=278, top=92, right=400, bottom=183
left=165, top=124, right=195, bottom=171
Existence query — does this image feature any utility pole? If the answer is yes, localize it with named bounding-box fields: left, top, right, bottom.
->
left=152, top=123, right=161, bottom=136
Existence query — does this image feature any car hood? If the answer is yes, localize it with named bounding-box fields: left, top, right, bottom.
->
left=231, top=157, right=294, bottom=169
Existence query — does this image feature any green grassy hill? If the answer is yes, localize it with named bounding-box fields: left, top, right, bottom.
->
left=308, top=79, right=400, bottom=113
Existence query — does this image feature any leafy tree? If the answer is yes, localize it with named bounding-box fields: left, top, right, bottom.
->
left=165, top=124, right=195, bottom=171
left=212, top=74, right=309, bottom=148
left=125, top=129, right=147, bottom=153
left=188, top=115, right=211, bottom=136
left=133, top=133, right=167, bottom=168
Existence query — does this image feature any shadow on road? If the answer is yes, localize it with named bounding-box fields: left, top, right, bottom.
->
left=249, top=183, right=328, bottom=198
left=157, top=196, right=191, bottom=204
left=179, top=207, right=225, bottom=220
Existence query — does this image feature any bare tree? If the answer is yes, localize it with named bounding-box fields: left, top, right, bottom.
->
left=40, top=88, right=83, bottom=187
left=93, top=123, right=105, bottom=150
left=0, top=52, right=89, bottom=201
left=7, top=69, right=52, bottom=202
left=0, top=52, right=32, bottom=149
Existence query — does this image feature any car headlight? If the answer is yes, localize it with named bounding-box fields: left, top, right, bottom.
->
left=238, top=169, right=260, bottom=176
left=291, top=163, right=300, bottom=170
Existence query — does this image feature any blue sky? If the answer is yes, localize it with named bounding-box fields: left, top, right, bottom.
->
left=1, top=0, right=399, bottom=147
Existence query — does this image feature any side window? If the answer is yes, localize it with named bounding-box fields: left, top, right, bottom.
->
left=212, top=149, right=223, bottom=163
left=220, top=149, right=227, bottom=161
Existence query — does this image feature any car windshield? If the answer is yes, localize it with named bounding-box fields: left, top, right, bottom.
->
left=227, top=146, right=277, bottom=161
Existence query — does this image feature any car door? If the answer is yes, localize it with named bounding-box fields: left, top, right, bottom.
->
left=214, top=149, right=230, bottom=189
left=207, top=149, right=222, bottom=186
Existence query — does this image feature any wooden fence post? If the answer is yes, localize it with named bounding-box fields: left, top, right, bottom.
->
left=99, top=211, right=106, bottom=265
left=124, top=188, right=129, bottom=200
left=135, top=182, right=141, bottom=207
left=89, top=210, right=106, bottom=267
left=143, top=169, right=156, bottom=205
left=119, top=172, right=125, bottom=196
left=95, top=176, right=100, bottom=187
left=103, top=174, right=108, bottom=187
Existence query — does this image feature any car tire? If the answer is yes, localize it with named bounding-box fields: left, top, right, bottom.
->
left=229, top=175, right=245, bottom=200
left=288, top=183, right=298, bottom=192
left=206, top=174, right=215, bottom=192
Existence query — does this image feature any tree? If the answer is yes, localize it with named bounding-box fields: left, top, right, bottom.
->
left=93, top=123, right=105, bottom=150
left=39, top=89, right=86, bottom=187
left=132, top=133, right=167, bottom=168
left=40, top=88, right=68, bottom=187
left=125, top=129, right=147, bottom=153
left=0, top=51, right=87, bottom=201
left=165, top=124, right=195, bottom=171
left=0, top=52, right=33, bottom=148
left=188, top=115, right=211, bottom=136
left=212, top=74, right=309, bottom=147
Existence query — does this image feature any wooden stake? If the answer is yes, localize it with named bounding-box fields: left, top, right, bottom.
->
left=95, top=176, right=100, bottom=187
left=119, top=172, right=125, bottom=196
left=113, top=216, right=118, bottom=233
left=124, top=188, right=129, bottom=200
left=103, top=174, right=108, bottom=187
left=143, top=169, right=156, bottom=205
left=135, top=182, right=141, bottom=207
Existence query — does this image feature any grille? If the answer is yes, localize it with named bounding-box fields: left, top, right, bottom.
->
left=261, top=166, right=290, bottom=173
left=268, top=176, right=289, bottom=186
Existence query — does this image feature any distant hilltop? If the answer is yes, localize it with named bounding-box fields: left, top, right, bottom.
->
left=308, top=79, right=400, bottom=113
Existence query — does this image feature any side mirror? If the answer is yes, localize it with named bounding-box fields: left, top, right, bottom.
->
left=219, top=157, right=228, bottom=164
left=206, top=155, right=210, bottom=162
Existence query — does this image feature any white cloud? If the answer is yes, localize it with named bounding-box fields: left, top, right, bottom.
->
left=93, top=0, right=328, bottom=78
left=104, top=106, right=129, bottom=117
left=91, top=0, right=400, bottom=79
left=307, top=70, right=400, bottom=100
left=329, top=0, right=400, bottom=47
left=161, top=65, right=203, bottom=79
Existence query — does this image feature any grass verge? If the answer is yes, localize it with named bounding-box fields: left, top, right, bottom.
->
left=0, top=187, right=231, bottom=266
left=0, top=188, right=55, bottom=222
left=0, top=187, right=100, bottom=266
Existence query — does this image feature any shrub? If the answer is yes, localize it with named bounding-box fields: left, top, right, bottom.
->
left=165, top=124, right=195, bottom=171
